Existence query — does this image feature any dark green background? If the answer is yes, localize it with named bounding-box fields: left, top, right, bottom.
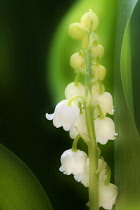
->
left=0, top=0, right=140, bottom=210
left=0, top=0, right=89, bottom=209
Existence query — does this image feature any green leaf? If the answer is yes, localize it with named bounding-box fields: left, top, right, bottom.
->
left=0, top=144, right=53, bottom=210
left=114, top=0, right=140, bottom=210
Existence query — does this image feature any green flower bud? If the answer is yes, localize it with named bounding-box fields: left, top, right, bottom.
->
left=92, top=64, right=106, bottom=81
left=70, top=52, right=86, bottom=73
left=80, top=10, right=99, bottom=31
left=91, top=44, right=104, bottom=59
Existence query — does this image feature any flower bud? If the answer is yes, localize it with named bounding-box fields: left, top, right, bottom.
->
left=92, top=64, right=106, bottom=81
left=91, top=44, right=104, bottom=59
left=80, top=10, right=99, bottom=31
left=65, top=82, right=91, bottom=104
left=68, top=23, right=87, bottom=40
left=65, top=82, right=85, bottom=99
left=70, top=52, right=86, bottom=72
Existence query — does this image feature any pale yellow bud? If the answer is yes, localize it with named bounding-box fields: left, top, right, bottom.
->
left=70, top=52, right=86, bottom=72
left=80, top=10, right=99, bottom=31
left=92, top=64, right=106, bottom=81
left=91, top=44, right=104, bottom=59
left=68, top=23, right=87, bottom=40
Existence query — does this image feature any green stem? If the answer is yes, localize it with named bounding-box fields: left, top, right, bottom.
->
left=85, top=32, right=99, bottom=210
left=67, top=95, right=85, bottom=106
left=72, top=135, right=80, bottom=152
left=85, top=106, right=99, bottom=210
left=74, top=72, right=81, bottom=86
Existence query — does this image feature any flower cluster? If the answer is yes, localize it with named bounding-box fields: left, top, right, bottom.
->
left=46, top=9, right=117, bottom=145
left=59, top=149, right=118, bottom=210
left=46, top=9, right=118, bottom=210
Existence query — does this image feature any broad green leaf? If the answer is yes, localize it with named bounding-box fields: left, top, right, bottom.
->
left=114, top=0, right=140, bottom=210
left=0, top=144, right=52, bottom=210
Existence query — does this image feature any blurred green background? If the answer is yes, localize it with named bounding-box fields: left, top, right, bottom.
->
left=0, top=0, right=140, bottom=210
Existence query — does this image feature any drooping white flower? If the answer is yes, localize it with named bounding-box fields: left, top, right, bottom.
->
left=69, top=111, right=87, bottom=139
left=94, top=117, right=117, bottom=144
left=98, top=167, right=118, bottom=210
left=93, top=92, right=114, bottom=117
left=74, top=158, right=89, bottom=187
left=99, top=183, right=118, bottom=210
left=59, top=149, right=87, bottom=175
left=74, top=158, right=107, bottom=188
left=46, top=100, right=80, bottom=131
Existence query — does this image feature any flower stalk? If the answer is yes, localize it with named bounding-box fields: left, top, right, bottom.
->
left=46, top=9, right=118, bottom=210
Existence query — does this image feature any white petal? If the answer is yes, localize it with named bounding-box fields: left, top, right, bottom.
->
left=95, top=117, right=116, bottom=144
left=46, top=113, right=54, bottom=120
left=74, top=158, right=89, bottom=187
left=62, top=103, right=80, bottom=131
left=74, top=175, right=81, bottom=182
left=53, top=100, right=80, bottom=131
left=93, top=92, right=113, bottom=117
left=99, top=184, right=118, bottom=210
left=99, top=169, right=107, bottom=186
left=70, top=111, right=87, bottom=139
left=59, top=149, right=87, bottom=176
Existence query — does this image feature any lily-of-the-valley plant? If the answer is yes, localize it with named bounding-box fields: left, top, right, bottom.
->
left=46, top=9, right=118, bottom=210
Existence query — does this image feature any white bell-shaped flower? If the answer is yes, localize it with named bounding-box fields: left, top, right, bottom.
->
left=46, top=100, right=80, bottom=131
left=98, top=167, right=118, bottom=209
left=99, top=183, right=118, bottom=210
left=69, top=111, right=87, bottom=139
left=74, top=158, right=89, bottom=187
left=93, top=92, right=114, bottom=117
left=59, top=149, right=87, bottom=175
left=94, top=117, right=116, bottom=144
left=74, top=158, right=107, bottom=188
